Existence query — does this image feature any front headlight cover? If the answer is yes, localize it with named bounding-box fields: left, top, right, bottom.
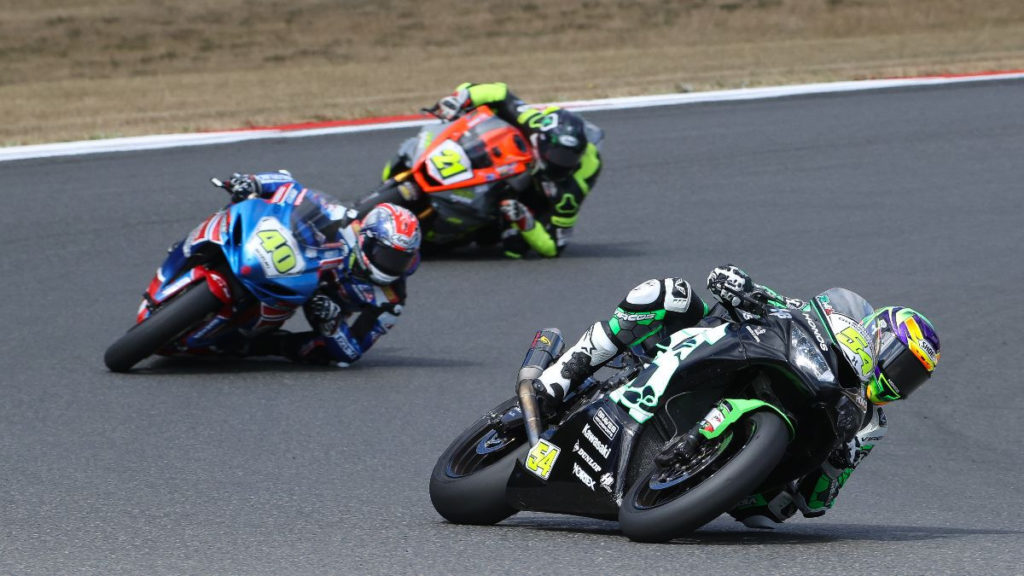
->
left=790, top=326, right=836, bottom=384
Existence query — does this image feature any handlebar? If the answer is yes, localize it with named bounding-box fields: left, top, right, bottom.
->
left=714, top=284, right=769, bottom=323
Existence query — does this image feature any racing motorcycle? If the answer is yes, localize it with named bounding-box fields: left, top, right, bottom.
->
left=353, top=105, right=600, bottom=250
left=104, top=179, right=354, bottom=372
left=429, top=289, right=874, bottom=542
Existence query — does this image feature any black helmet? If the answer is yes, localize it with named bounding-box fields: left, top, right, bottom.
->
left=533, top=110, right=587, bottom=180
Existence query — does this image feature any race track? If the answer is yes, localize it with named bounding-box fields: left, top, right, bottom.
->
left=2, top=79, right=1023, bottom=575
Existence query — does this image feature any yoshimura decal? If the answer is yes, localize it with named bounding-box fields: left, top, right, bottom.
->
left=609, top=324, right=729, bottom=423
left=581, top=424, right=612, bottom=458
left=599, top=473, right=614, bottom=493
left=572, top=440, right=602, bottom=472
left=572, top=462, right=596, bottom=491
left=803, top=312, right=829, bottom=352
left=593, top=408, right=619, bottom=440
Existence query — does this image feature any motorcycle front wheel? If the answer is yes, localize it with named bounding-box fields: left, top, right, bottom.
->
left=428, top=397, right=528, bottom=525
left=619, top=410, right=789, bottom=542
left=103, top=282, right=222, bottom=373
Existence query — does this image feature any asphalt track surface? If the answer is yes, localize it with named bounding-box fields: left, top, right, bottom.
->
left=2, top=79, right=1023, bottom=575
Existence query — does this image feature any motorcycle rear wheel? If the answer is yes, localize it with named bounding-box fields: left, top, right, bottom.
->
left=104, top=282, right=222, bottom=373
left=429, top=397, right=528, bottom=525
left=619, top=410, right=788, bottom=542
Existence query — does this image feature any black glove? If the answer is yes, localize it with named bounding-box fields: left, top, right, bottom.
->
left=227, top=173, right=261, bottom=203
left=307, top=294, right=342, bottom=335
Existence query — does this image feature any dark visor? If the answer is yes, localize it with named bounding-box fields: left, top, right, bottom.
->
left=876, top=342, right=931, bottom=399
left=543, top=145, right=581, bottom=169
left=363, top=236, right=415, bottom=276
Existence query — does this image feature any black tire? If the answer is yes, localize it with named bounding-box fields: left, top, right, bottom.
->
left=103, top=283, right=222, bottom=373
left=353, top=182, right=409, bottom=218
left=619, top=410, right=789, bottom=542
left=429, top=397, right=528, bottom=525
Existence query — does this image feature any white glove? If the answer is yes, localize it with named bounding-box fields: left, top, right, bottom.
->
left=706, top=264, right=754, bottom=307
left=498, top=198, right=535, bottom=231
left=437, top=88, right=470, bottom=121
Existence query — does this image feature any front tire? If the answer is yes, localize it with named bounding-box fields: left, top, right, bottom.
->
left=619, top=410, right=789, bottom=542
left=104, top=282, right=222, bottom=373
left=429, top=397, right=528, bottom=525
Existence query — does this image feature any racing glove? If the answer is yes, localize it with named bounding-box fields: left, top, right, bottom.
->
left=498, top=198, right=536, bottom=231
left=707, top=264, right=767, bottom=314
left=226, top=173, right=262, bottom=203
left=307, top=294, right=342, bottom=336
left=436, top=88, right=470, bottom=121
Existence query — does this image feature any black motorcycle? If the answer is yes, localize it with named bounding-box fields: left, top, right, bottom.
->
left=429, top=288, right=874, bottom=542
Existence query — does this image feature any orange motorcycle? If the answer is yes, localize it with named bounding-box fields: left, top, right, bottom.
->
left=354, top=106, right=536, bottom=250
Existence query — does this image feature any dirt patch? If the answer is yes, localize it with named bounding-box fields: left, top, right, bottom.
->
left=2, top=0, right=1023, bottom=145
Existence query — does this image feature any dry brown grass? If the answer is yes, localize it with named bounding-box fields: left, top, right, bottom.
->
left=2, top=0, right=1023, bottom=145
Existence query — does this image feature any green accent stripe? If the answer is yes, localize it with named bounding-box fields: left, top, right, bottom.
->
left=609, top=317, right=621, bottom=335
left=521, top=224, right=557, bottom=257
left=573, top=143, right=600, bottom=195
left=629, top=327, right=661, bottom=347
left=517, top=108, right=542, bottom=124
left=811, top=300, right=838, bottom=345
left=551, top=214, right=577, bottom=227
left=465, top=82, right=508, bottom=106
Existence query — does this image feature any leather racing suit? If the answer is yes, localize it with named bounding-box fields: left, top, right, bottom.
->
left=227, top=171, right=411, bottom=366
left=383, top=82, right=603, bottom=258
left=535, top=273, right=887, bottom=527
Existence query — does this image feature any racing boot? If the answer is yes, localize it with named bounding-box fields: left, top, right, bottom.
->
left=535, top=321, right=619, bottom=408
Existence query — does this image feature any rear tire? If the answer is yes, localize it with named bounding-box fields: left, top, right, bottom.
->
left=104, top=283, right=222, bottom=373
left=619, top=410, right=789, bottom=542
left=429, top=397, right=527, bottom=525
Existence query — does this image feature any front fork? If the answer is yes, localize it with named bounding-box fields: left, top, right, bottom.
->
left=655, top=398, right=796, bottom=466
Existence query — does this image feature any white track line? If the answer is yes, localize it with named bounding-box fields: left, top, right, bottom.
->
left=4, top=72, right=1023, bottom=163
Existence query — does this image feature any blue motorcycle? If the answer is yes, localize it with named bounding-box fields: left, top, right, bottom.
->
left=104, top=179, right=358, bottom=372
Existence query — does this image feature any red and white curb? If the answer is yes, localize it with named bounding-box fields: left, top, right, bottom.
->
left=3, top=70, right=1022, bottom=163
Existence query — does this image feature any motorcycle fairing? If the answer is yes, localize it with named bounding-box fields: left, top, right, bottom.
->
left=610, top=323, right=737, bottom=424
left=137, top=194, right=351, bottom=353
left=412, top=108, right=532, bottom=194
left=507, top=399, right=638, bottom=519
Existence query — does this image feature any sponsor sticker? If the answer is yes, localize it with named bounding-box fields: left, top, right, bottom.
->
left=593, top=408, right=619, bottom=440
left=571, top=462, right=596, bottom=491
left=803, top=312, right=830, bottom=352
left=700, top=406, right=727, bottom=434
left=525, top=439, right=561, bottom=480
left=581, top=424, right=612, bottom=458
left=614, top=309, right=658, bottom=322
left=572, top=440, right=601, bottom=472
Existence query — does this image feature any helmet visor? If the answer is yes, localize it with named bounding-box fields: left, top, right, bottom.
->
left=362, top=236, right=415, bottom=277
left=873, top=331, right=932, bottom=400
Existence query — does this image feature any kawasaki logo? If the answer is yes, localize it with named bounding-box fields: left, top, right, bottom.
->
left=582, top=424, right=612, bottom=458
